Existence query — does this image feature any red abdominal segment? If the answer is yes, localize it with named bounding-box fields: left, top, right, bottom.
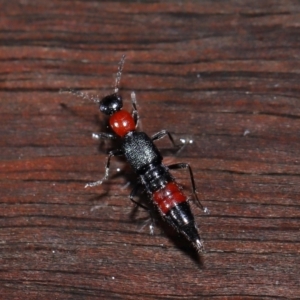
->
left=153, top=182, right=187, bottom=214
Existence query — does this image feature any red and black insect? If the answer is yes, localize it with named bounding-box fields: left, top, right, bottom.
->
left=64, top=56, right=206, bottom=252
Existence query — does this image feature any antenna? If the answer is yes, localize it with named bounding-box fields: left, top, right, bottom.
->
left=59, top=89, right=101, bottom=103
left=60, top=55, right=126, bottom=103
left=114, top=54, right=126, bottom=94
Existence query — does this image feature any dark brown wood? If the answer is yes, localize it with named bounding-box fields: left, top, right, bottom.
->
left=0, top=1, right=299, bottom=299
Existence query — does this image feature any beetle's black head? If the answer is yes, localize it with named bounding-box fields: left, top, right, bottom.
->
left=99, top=93, right=123, bottom=115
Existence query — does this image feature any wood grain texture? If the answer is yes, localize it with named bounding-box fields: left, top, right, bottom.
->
left=0, top=1, right=299, bottom=299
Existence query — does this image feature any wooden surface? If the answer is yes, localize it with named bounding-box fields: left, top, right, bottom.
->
left=0, top=1, right=300, bottom=299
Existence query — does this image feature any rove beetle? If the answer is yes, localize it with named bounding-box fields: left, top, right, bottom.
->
left=64, top=56, right=207, bottom=252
